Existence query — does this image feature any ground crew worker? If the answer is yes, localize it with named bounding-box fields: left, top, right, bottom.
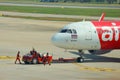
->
left=30, top=48, right=37, bottom=55
left=43, top=54, right=47, bottom=66
left=43, top=52, right=51, bottom=66
left=46, top=52, right=51, bottom=65
left=15, top=51, right=21, bottom=64
left=46, top=53, right=49, bottom=58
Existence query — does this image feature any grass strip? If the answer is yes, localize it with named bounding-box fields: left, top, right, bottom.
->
left=3, top=14, right=90, bottom=22
left=0, top=5, right=120, bottom=17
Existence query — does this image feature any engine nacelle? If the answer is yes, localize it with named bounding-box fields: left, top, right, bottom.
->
left=88, top=50, right=112, bottom=55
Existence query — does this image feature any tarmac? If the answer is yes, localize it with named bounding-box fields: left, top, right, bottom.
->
left=0, top=17, right=120, bottom=80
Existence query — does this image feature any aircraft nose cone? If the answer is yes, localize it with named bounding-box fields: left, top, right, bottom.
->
left=51, top=33, right=68, bottom=49
left=51, top=34, right=60, bottom=46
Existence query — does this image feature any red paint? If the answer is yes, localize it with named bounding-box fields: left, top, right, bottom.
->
left=92, top=21, right=120, bottom=49
left=105, top=34, right=109, bottom=38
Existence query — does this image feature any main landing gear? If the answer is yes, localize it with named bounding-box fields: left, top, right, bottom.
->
left=77, top=50, right=84, bottom=63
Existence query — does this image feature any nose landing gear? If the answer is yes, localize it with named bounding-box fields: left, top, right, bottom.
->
left=77, top=50, right=84, bottom=63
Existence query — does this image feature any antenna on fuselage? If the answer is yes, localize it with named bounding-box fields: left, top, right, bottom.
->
left=99, top=13, right=105, bottom=22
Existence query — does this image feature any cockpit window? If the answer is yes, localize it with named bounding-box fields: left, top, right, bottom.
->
left=67, top=29, right=72, bottom=33
left=60, top=29, right=72, bottom=33
left=72, top=29, right=77, bottom=34
left=60, top=29, right=77, bottom=34
left=60, top=29, right=67, bottom=33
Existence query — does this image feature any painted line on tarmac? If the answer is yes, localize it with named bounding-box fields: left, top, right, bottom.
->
left=0, top=56, right=15, bottom=59
left=74, top=63, right=117, bottom=72
left=0, top=13, right=3, bottom=16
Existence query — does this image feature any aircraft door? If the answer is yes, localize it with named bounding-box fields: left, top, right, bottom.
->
left=83, top=23, right=100, bottom=49
left=85, top=25, right=92, bottom=40
left=80, top=23, right=93, bottom=49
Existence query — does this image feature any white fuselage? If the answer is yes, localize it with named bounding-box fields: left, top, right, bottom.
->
left=51, top=21, right=101, bottom=50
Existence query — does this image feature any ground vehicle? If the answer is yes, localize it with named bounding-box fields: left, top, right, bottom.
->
left=22, top=52, right=52, bottom=64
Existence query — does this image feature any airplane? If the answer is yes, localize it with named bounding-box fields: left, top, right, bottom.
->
left=51, top=13, right=120, bottom=62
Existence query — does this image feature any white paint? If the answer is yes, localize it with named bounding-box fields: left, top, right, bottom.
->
left=52, top=21, right=101, bottom=50
left=101, top=27, right=119, bottom=41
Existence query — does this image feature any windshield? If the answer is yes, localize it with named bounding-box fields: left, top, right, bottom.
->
left=60, top=29, right=67, bottom=33
left=60, top=29, right=77, bottom=34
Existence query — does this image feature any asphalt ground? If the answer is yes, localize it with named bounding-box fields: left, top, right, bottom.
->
left=0, top=17, right=120, bottom=80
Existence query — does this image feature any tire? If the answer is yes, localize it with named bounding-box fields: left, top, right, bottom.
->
left=77, top=57, right=84, bottom=63
left=24, top=61, right=29, bottom=64
left=32, top=58, right=38, bottom=64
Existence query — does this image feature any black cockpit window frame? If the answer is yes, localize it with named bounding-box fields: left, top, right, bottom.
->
left=60, top=29, right=77, bottom=34
left=72, top=29, right=77, bottom=34
left=67, top=29, right=72, bottom=33
left=60, top=29, right=67, bottom=33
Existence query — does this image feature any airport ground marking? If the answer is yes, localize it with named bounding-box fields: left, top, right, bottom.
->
left=0, top=56, right=119, bottom=72
left=0, top=56, right=15, bottom=59
left=0, top=13, right=3, bottom=16
left=74, top=63, right=117, bottom=72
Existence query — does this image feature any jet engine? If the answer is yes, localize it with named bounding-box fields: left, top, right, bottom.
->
left=88, top=50, right=112, bottom=55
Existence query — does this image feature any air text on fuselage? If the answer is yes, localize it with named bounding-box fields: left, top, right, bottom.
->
left=101, top=26, right=119, bottom=41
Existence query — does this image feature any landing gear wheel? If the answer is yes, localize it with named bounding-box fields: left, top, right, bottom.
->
left=32, top=58, right=38, bottom=64
left=24, top=61, right=29, bottom=64
left=78, top=50, right=84, bottom=62
left=77, top=57, right=84, bottom=63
